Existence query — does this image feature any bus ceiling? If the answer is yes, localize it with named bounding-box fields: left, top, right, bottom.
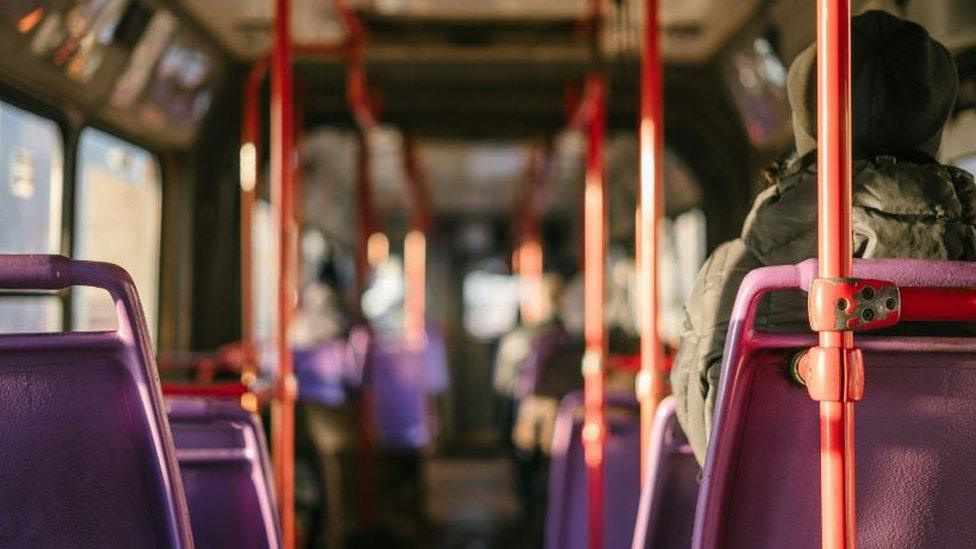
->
left=0, top=0, right=975, bottom=146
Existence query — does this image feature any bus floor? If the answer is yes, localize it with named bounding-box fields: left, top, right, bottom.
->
left=425, top=455, right=527, bottom=549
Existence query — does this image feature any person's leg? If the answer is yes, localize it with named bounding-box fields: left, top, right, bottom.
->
left=303, top=403, right=355, bottom=549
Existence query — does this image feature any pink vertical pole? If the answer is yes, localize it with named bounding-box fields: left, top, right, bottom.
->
left=815, top=1, right=856, bottom=547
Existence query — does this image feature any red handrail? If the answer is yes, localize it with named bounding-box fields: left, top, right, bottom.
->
left=241, top=57, right=269, bottom=387
left=162, top=382, right=250, bottom=398
left=514, top=139, right=555, bottom=326
left=636, top=0, right=667, bottom=478
left=813, top=2, right=856, bottom=548
left=270, top=0, right=297, bottom=546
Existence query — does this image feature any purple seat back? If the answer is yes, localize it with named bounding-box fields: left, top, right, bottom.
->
left=695, top=259, right=976, bottom=548
left=167, top=397, right=281, bottom=549
left=0, top=255, right=192, bottom=548
left=294, top=339, right=350, bottom=406
left=366, top=341, right=430, bottom=449
left=546, top=391, right=642, bottom=549
left=365, top=329, right=450, bottom=449
left=630, top=396, right=698, bottom=549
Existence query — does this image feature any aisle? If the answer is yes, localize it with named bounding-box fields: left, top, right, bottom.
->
left=426, top=456, right=528, bottom=549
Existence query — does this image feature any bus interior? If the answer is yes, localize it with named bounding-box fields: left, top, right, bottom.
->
left=1, top=0, right=976, bottom=548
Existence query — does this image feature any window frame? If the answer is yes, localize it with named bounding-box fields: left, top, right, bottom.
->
left=0, top=86, right=72, bottom=332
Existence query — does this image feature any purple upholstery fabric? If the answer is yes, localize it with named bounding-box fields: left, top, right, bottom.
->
left=631, top=397, right=698, bottom=549
left=695, top=259, right=976, bottom=548
left=365, top=327, right=450, bottom=449
left=546, top=391, right=642, bottom=549
left=294, top=339, right=350, bottom=406
left=167, top=397, right=281, bottom=549
left=0, top=255, right=192, bottom=548
left=365, top=341, right=430, bottom=449
left=424, top=325, right=450, bottom=395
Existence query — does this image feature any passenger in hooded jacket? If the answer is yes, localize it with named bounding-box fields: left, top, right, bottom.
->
left=671, top=10, right=976, bottom=465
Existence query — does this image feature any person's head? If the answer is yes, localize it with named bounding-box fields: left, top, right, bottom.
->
left=787, top=10, right=958, bottom=158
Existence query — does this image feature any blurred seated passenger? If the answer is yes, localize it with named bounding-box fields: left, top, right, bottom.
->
left=292, top=261, right=358, bottom=549
left=492, top=274, right=563, bottom=443
left=671, top=10, right=976, bottom=464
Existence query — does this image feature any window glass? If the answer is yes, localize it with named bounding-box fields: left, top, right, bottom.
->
left=253, top=199, right=279, bottom=375
left=463, top=270, right=519, bottom=341
left=74, top=128, right=161, bottom=339
left=0, top=99, right=64, bottom=332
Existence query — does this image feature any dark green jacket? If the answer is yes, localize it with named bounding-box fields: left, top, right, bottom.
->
left=671, top=154, right=976, bottom=464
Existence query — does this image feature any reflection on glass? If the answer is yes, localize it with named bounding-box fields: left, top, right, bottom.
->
left=30, top=0, right=130, bottom=83
left=139, top=36, right=213, bottom=127
left=0, top=1, right=45, bottom=34
left=73, top=128, right=161, bottom=340
left=111, top=9, right=177, bottom=109
left=725, top=37, right=791, bottom=147
left=0, top=100, right=64, bottom=332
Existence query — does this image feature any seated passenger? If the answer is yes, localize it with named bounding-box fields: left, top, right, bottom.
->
left=671, top=10, right=976, bottom=464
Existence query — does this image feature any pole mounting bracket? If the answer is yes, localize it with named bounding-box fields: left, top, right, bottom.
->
left=795, top=346, right=865, bottom=402
left=808, top=277, right=901, bottom=332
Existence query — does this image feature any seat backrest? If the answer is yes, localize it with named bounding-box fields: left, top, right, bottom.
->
left=631, top=396, right=698, bottom=549
left=546, top=391, right=642, bottom=549
left=167, top=397, right=281, bottom=549
left=294, top=339, right=349, bottom=406
left=366, top=340, right=431, bottom=449
left=695, top=259, right=976, bottom=548
left=0, top=255, right=192, bottom=548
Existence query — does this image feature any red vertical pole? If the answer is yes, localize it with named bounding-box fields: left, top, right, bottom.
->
left=581, top=74, right=607, bottom=549
left=517, top=143, right=547, bottom=325
left=355, top=131, right=373, bottom=321
left=241, top=57, right=268, bottom=394
left=271, top=0, right=297, bottom=546
left=636, top=0, right=666, bottom=477
left=402, top=135, right=430, bottom=347
left=816, top=1, right=856, bottom=547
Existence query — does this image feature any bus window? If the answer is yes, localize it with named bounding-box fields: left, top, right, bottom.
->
left=73, top=128, right=161, bottom=339
left=463, top=268, right=519, bottom=341
left=0, top=99, right=64, bottom=332
left=253, top=199, right=279, bottom=374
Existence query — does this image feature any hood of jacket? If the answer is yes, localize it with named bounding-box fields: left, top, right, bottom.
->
left=787, top=10, right=958, bottom=158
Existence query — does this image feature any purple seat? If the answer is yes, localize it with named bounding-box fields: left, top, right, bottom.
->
left=546, top=391, right=642, bottom=549
left=294, top=339, right=352, bottom=406
left=630, top=396, right=698, bottom=549
left=365, top=341, right=431, bottom=449
left=365, top=328, right=450, bottom=449
left=0, top=255, right=192, bottom=548
left=695, top=259, right=976, bottom=548
left=167, top=397, right=281, bottom=549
